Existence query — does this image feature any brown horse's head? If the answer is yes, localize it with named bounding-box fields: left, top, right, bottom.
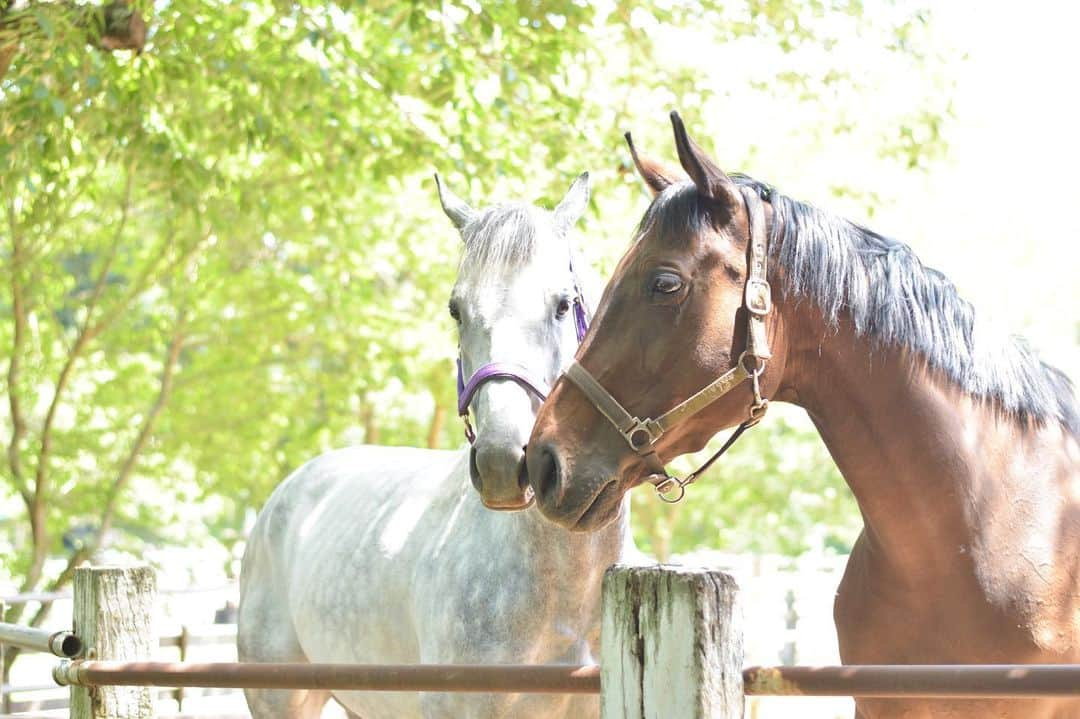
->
left=525, top=112, right=790, bottom=530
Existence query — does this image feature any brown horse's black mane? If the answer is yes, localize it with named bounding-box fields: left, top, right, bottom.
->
left=636, top=177, right=1079, bottom=436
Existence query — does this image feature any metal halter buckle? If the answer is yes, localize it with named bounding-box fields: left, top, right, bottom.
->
left=744, top=279, right=772, bottom=316
left=623, top=419, right=662, bottom=454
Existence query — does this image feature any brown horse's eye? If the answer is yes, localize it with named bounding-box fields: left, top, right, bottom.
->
left=650, top=272, right=683, bottom=295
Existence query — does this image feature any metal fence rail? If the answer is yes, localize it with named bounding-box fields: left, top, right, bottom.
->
left=2, top=624, right=238, bottom=714
left=47, top=659, right=1080, bottom=699
left=0, top=622, right=81, bottom=659
left=53, top=660, right=603, bottom=694
left=743, top=665, right=1080, bottom=698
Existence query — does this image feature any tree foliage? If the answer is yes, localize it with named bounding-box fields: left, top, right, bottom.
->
left=1, top=0, right=946, bottom=629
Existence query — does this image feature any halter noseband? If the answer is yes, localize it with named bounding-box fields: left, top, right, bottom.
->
left=563, top=185, right=772, bottom=502
left=456, top=273, right=590, bottom=443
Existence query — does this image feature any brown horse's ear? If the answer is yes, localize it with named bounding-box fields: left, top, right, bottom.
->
left=625, top=132, right=683, bottom=197
left=669, top=111, right=735, bottom=203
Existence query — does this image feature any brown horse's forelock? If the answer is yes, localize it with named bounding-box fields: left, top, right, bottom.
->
left=632, top=175, right=1079, bottom=435
left=634, top=184, right=714, bottom=248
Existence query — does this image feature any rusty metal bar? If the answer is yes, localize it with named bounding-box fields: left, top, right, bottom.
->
left=744, top=665, right=1080, bottom=698
left=53, top=661, right=601, bottom=694
left=0, top=623, right=82, bottom=659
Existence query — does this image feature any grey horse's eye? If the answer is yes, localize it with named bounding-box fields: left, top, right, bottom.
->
left=555, top=298, right=571, bottom=319
left=448, top=301, right=461, bottom=322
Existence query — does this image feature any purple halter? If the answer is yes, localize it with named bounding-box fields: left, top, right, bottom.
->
left=456, top=289, right=589, bottom=443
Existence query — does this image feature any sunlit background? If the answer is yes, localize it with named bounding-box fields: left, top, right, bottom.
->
left=1, top=0, right=1077, bottom=716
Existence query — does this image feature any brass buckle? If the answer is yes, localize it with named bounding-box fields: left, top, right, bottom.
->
left=744, top=279, right=772, bottom=316
left=622, top=419, right=662, bottom=454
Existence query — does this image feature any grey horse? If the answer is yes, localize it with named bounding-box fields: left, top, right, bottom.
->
left=237, top=174, right=641, bottom=718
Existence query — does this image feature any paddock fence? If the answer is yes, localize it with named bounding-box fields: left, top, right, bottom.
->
left=1, top=584, right=240, bottom=716
left=1, top=624, right=238, bottom=715
left=2, top=564, right=1080, bottom=719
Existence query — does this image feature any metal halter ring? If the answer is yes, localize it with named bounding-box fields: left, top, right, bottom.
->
left=654, top=475, right=690, bottom=504
left=738, top=350, right=767, bottom=377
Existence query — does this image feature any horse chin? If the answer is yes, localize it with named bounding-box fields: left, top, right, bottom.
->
left=566, top=479, right=625, bottom=532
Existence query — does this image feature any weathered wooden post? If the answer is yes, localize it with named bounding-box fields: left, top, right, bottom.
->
left=601, top=564, right=743, bottom=719
left=71, top=565, right=156, bottom=719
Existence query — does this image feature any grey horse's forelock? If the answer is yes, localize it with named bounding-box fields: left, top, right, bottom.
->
left=458, top=203, right=541, bottom=272
left=639, top=177, right=1078, bottom=434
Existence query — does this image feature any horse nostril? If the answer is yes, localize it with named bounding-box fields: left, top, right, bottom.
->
left=534, top=445, right=562, bottom=506
left=468, top=446, right=483, bottom=493
left=518, top=446, right=530, bottom=493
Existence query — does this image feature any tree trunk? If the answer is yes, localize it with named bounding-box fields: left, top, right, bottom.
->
left=427, top=403, right=447, bottom=448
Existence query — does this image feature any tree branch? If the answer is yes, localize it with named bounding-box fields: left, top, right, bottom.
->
left=4, top=200, right=31, bottom=505
left=24, top=317, right=187, bottom=629
left=0, top=1, right=147, bottom=81
left=86, top=225, right=210, bottom=342
left=21, top=165, right=135, bottom=594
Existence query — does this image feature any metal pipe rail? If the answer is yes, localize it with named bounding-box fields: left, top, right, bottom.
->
left=51, top=660, right=1080, bottom=698
left=0, top=622, right=82, bottom=658
left=743, top=665, right=1080, bottom=698
left=53, top=661, right=602, bottom=694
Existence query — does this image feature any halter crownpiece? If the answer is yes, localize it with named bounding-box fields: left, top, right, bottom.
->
left=563, top=185, right=772, bottom=502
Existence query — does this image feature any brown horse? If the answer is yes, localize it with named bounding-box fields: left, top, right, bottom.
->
left=525, top=112, right=1080, bottom=719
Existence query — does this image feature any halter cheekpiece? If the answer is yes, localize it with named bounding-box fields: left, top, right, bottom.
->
left=563, top=185, right=773, bottom=503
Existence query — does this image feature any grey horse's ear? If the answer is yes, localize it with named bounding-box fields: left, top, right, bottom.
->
left=435, top=173, right=477, bottom=233
left=553, top=172, right=590, bottom=234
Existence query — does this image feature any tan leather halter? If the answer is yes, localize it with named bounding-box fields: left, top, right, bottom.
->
left=563, top=185, right=773, bottom=503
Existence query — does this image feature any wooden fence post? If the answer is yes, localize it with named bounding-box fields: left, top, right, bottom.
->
left=601, top=564, right=743, bottom=719
left=174, top=624, right=189, bottom=711
left=71, top=566, right=156, bottom=719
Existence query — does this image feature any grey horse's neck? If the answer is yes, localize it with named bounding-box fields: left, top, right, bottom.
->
left=472, top=473, right=631, bottom=575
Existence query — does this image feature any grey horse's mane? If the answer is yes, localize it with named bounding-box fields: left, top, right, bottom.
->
left=640, top=177, right=1079, bottom=435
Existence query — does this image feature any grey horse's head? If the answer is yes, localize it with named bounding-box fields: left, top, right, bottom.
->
left=438, top=172, right=593, bottom=509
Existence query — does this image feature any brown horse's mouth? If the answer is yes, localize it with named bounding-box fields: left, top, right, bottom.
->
left=568, top=479, right=623, bottom=532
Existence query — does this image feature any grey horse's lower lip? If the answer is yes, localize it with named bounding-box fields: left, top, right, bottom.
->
left=481, top=489, right=535, bottom=512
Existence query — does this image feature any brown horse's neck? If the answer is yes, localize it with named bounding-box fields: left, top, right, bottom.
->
left=780, top=307, right=1028, bottom=584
